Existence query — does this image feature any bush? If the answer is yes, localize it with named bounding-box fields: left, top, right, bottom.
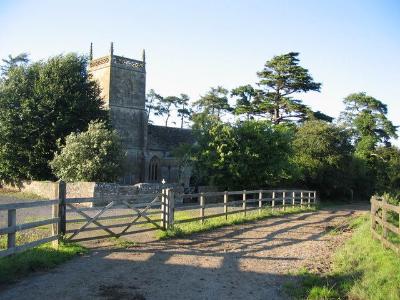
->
left=50, top=121, right=126, bottom=182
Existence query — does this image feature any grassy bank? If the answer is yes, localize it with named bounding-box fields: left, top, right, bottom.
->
left=0, top=225, right=85, bottom=285
left=0, top=242, right=86, bottom=285
left=287, top=214, right=400, bottom=299
left=157, top=206, right=316, bottom=239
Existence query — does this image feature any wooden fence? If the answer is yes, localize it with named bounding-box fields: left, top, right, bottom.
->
left=0, top=182, right=316, bottom=258
left=173, top=189, right=317, bottom=226
left=370, top=195, right=400, bottom=255
left=0, top=199, right=60, bottom=258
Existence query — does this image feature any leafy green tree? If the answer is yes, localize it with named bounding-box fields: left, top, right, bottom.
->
left=50, top=121, right=125, bottom=182
left=292, top=120, right=354, bottom=199
left=256, top=52, right=321, bottom=124
left=177, top=93, right=192, bottom=128
left=338, top=92, right=398, bottom=197
left=373, top=146, right=400, bottom=196
left=193, top=86, right=231, bottom=117
left=190, top=116, right=294, bottom=189
left=340, top=92, right=398, bottom=158
left=0, top=53, right=108, bottom=184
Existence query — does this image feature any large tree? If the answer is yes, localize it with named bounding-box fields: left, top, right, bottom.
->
left=373, top=146, right=400, bottom=196
left=177, top=93, right=192, bottom=128
left=193, top=86, right=231, bottom=117
left=190, top=116, right=294, bottom=189
left=145, top=89, right=163, bottom=121
left=0, top=53, right=108, bottom=184
left=256, top=52, right=321, bottom=124
left=292, top=120, right=354, bottom=199
left=158, top=96, right=180, bottom=127
left=340, top=92, right=398, bottom=158
left=231, top=85, right=260, bottom=120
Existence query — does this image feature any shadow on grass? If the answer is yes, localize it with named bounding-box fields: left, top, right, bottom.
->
left=283, top=268, right=362, bottom=299
left=157, top=206, right=317, bottom=239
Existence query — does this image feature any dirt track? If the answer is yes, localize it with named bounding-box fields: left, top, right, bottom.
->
left=0, top=204, right=368, bottom=300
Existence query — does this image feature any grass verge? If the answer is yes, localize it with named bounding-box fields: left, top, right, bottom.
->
left=157, top=206, right=316, bottom=239
left=285, top=214, right=400, bottom=300
left=0, top=241, right=86, bottom=285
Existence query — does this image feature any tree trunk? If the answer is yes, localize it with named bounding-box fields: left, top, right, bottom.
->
left=165, top=114, right=170, bottom=127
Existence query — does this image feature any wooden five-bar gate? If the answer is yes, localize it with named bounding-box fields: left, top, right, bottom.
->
left=0, top=182, right=316, bottom=258
left=370, top=195, right=400, bottom=255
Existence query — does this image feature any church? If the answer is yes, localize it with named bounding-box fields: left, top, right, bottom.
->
left=88, top=43, right=193, bottom=186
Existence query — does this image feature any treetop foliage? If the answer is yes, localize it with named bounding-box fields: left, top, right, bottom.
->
left=340, top=92, right=398, bottom=148
left=256, top=52, right=322, bottom=124
left=0, top=53, right=108, bottom=184
left=193, top=86, right=231, bottom=117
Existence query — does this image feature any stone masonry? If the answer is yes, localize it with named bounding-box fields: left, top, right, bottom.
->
left=89, top=43, right=193, bottom=186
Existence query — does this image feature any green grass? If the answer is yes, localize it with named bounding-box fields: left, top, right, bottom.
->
left=1, top=223, right=86, bottom=285
left=157, top=205, right=316, bottom=239
left=0, top=188, right=44, bottom=200
left=0, top=241, right=86, bottom=284
left=107, top=237, right=138, bottom=248
left=286, top=214, right=400, bottom=300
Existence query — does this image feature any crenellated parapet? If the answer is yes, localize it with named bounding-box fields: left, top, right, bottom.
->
left=89, top=56, right=110, bottom=68
left=112, top=55, right=145, bottom=72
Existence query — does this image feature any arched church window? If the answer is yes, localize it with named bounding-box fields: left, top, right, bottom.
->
left=149, top=156, right=160, bottom=182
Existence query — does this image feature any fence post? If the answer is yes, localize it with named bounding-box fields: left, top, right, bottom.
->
left=282, top=192, right=286, bottom=211
left=243, top=190, right=247, bottom=216
left=200, top=193, right=205, bottom=224
left=7, top=209, right=16, bottom=251
left=370, top=196, right=376, bottom=231
left=167, top=189, right=175, bottom=227
left=160, top=188, right=167, bottom=230
left=314, top=191, right=317, bottom=205
left=52, top=202, right=59, bottom=248
left=57, top=181, right=66, bottom=237
left=272, top=191, right=275, bottom=210
left=224, top=191, right=228, bottom=220
left=292, top=191, right=295, bottom=207
left=382, top=196, right=388, bottom=238
left=300, top=192, right=304, bottom=208
left=258, top=191, right=262, bottom=214
left=308, top=192, right=311, bottom=208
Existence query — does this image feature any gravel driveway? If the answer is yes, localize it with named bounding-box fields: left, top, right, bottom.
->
left=0, top=204, right=368, bottom=300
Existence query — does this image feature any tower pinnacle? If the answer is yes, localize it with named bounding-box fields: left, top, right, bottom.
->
left=110, top=42, right=114, bottom=56
left=142, top=49, right=146, bottom=62
left=89, top=42, right=93, bottom=60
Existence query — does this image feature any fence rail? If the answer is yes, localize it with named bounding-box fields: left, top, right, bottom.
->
left=174, top=189, right=317, bottom=225
left=0, top=199, right=60, bottom=258
left=0, top=182, right=317, bottom=258
left=370, top=195, right=400, bottom=255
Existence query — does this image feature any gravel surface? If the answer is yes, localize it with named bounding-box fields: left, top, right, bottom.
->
left=0, top=204, right=368, bottom=300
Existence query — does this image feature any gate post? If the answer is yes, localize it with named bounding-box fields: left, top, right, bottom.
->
left=167, top=189, right=175, bottom=227
left=161, top=189, right=167, bottom=230
left=57, top=181, right=66, bottom=237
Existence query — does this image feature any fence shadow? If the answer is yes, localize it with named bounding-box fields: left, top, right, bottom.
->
left=0, top=208, right=363, bottom=300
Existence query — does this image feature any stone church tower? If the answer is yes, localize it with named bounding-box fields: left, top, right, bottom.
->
left=88, top=43, right=193, bottom=186
left=88, top=43, right=147, bottom=183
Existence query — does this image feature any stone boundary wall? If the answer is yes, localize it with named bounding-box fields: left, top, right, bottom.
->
left=5, top=181, right=97, bottom=201
left=5, top=180, right=186, bottom=206
left=5, top=181, right=59, bottom=200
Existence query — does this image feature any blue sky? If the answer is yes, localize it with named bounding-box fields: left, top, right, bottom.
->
left=0, top=0, right=399, bottom=143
